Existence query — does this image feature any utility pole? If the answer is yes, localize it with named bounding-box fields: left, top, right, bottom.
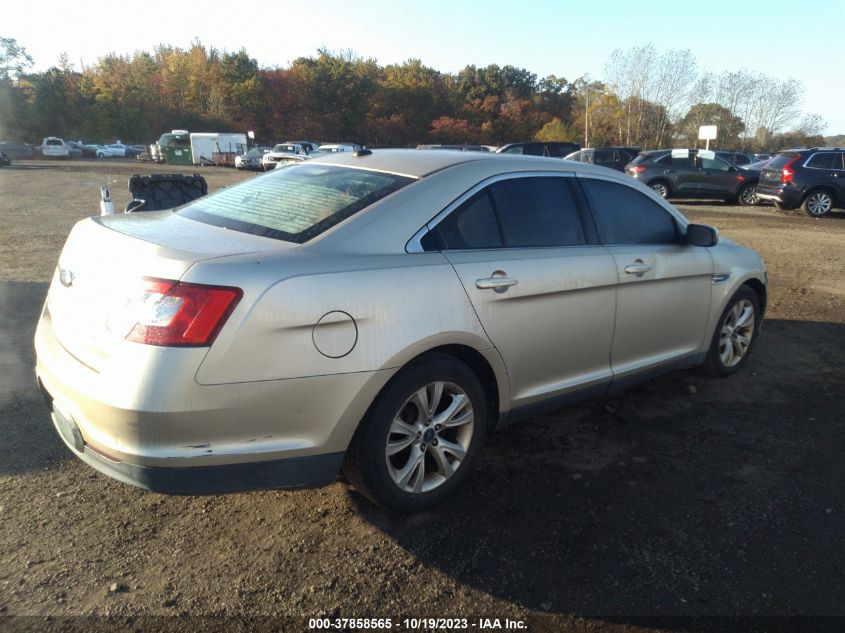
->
left=584, top=82, right=589, bottom=148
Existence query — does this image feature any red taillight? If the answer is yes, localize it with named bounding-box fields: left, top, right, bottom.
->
left=737, top=173, right=746, bottom=183
left=781, top=156, right=800, bottom=184
left=631, top=165, right=647, bottom=174
left=124, top=277, right=242, bottom=347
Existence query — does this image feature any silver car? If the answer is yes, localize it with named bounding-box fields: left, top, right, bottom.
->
left=35, top=150, right=767, bottom=512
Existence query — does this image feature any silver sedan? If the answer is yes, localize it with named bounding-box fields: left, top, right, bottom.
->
left=35, top=150, right=767, bottom=511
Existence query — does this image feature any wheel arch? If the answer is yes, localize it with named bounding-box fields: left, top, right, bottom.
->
left=742, top=277, right=767, bottom=319
left=803, top=185, right=837, bottom=205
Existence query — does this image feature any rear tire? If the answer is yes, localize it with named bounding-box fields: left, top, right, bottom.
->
left=702, top=286, right=761, bottom=377
left=343, top=353, right=487, bottom=512
left=801, top=190, right=834, bottom=217
left=737, top=182, right=758, bottom=206
left=649, top=181, right=670, bottom=198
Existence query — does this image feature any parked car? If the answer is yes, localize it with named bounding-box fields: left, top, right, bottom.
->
left=235, top=147, right=272, bottom=170
left=312, top=143, right=363, bottom=155
left=285, top=140, right=320, bottom=154
left=87, top=144, right=126, bottom=158
left=0, top=151, right=10, bottom=167
left=0, top=141, right=33, bottom=159
left=261, top=143, right=307, bottom=170
left=64, top=141, right=86, bottom=158
left=417, top=144, right=490, bottom=152
left=496, top=141, right=581, bottom=158
left=625, top=149, right=759, bottom=205
left=755, top=147, right=845, bottom=217
left=754, top=153, right=772, bottom=161
left=272, top=155, right=308, bottom=168
left=715, top=151, right=757, bottom=167
left=35, top=150, right=767, bottom=512
left=564, top=146, right=640, bottom=171
left=40, top=137, right=71, bottom=158
left=125, top=145, right=147, bottom=157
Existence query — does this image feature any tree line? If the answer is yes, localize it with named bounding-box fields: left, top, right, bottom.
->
left=0, top=37, right=826, bottom=151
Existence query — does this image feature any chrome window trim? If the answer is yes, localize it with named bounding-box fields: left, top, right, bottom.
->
left=405, top=170, right=577, bottom=253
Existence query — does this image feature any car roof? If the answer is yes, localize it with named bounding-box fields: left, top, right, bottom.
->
left=308, top=148, right=621, bottom=179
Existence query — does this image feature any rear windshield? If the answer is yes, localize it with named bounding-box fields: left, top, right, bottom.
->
left=767, top=153, right=799, bottom=169
left=178, top=164, right=414, bottom=243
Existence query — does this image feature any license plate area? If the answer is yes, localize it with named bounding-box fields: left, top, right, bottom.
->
left=52, top=402, right=85, bottom=453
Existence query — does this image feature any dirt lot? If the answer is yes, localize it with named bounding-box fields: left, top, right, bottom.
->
left=0, top=159, right=843, bottom=632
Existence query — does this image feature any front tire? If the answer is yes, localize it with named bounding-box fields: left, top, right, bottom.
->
left=343, top=353, right=487, bottom=512
left=703, top=286, right=761, bottom=377
left=802, top=190, right=833, bottom=217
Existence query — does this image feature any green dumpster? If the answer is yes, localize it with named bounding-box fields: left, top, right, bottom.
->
left=161, top=144, right=193, bottom=165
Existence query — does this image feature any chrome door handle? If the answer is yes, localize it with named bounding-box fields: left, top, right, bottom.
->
left=476, top=277, right=519, bottom=289
left=624, top=264, right=653, bottom=275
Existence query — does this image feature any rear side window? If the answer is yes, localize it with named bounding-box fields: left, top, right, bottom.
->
left=835, top=153, right=845, bottom=170
left=657, top=154, right=696, bottom=170
left=490, top=177, right=586, bottom=247
left=178, top=164, right=413, bottom=243
left=581, top=178, right=678, bottom=245
left=734, top=155, right=751, bottom=165
left=423, top=176, right=586, bottom=250
left=806, top=153, right=836, bottom=169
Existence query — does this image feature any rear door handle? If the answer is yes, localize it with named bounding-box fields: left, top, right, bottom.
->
left=476, top=277, right=519, bottom=290
left=624, top=263, right=653, bottom=275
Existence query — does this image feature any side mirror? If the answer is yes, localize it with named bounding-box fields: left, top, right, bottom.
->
left=686, top=223, right=718, bottom=247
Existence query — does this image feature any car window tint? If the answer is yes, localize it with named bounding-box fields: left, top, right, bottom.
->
left=489, top=177, right=585, bottom=247
left=657, top=154, right=696, bottom=170
left=734, top=155, right=750, bottom=165
left=582, top=178, right=678, bottom=245
left=524, top=144, right=545, bottom=156
left=806, top=153, right=835, bottom=169
left=700, top=156, right=731, bottom=171
left=836, top=153, right=845, bottom=170
left=430, top=190, right=503, bottom=250
left=501, top=145, right=523, bottom=154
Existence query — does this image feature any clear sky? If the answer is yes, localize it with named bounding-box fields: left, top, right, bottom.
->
left=5, top=0, right=844, bottom=134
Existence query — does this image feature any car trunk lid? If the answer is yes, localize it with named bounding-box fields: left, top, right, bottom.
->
left=47, top=211, right=287, bottom=372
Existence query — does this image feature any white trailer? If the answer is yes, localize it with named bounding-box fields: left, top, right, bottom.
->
left=189, top=133, right=247, bottom=166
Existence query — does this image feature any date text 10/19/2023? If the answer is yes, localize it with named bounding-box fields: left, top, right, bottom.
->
left=308, top=617, right=528, bottom=630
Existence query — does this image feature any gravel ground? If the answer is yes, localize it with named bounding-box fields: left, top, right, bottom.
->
left=0, top=159, right=843, bottom=632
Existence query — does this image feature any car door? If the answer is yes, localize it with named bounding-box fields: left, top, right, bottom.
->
left=805, top=152, right=844, bottom=202
left=419, top=174, right=618, bottom=409
left=654, top=152, right=699, bottom=196
left=578, top=175, right=714, bottom=381
left=698, top=153, right=741, bottom=198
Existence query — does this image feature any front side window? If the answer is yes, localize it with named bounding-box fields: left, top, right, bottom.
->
left=657, top=154, right=696, bottom=170
left=581, top=178, right=679, bottom=245
left=178, top=164, right=413, bottom=243
left=501, top=145, right=524, bottom=154
left=700, top=156, right=731, bottom=171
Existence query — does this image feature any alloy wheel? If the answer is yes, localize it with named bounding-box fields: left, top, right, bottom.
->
left=806, top=192, right=832, bottom=216
left=740, top=185, right=758, bottom=205
left=385, top=381, right=474, bottom=494
left=650, top=182, right=669, bottom=198
left=718, top=299, right=755, bottom=368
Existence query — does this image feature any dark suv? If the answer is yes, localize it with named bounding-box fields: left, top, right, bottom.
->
left=564, top=146, right=640, bottom=171
left=625, top=149, right=759, bottom=205
left=496, top=141, right=581, bottom=158
left=755, top=148, right=845, bottom=217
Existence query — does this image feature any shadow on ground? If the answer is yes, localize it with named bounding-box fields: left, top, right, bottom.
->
left=353, top=319, right=845, bottom=620
left=0, top=281, right=68, bottom=474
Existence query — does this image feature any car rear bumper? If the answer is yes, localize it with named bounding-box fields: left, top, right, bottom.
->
left=35, top=302, right=394, bottom=493
left=755, top=184, right=802, bottom=208
left=44, top=393, right=343, bottom=494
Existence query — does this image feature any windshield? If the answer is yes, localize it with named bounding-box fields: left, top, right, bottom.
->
left=178, top=164, right=414, bottom=243
left=244, top=149, right=265, bottom=158
left=272, top=144, right=298, bottom=153
left=158, top=134, right=190, bottom=148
